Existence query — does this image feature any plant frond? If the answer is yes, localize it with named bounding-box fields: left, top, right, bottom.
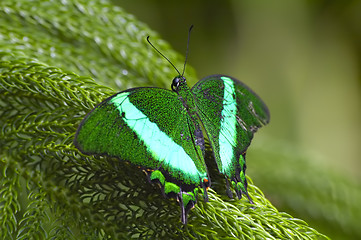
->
left=249, top=139, right=361, bottom=239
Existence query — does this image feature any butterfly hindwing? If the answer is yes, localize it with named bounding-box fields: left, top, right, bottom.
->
left=74, top=87, right=209, bottom=223
left=192, top=75, right=270, bottom=200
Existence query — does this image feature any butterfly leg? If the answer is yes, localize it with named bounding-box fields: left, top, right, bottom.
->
left=178, top=189, right=198, bottom=224
left=177, top=190, right=187, bottom=224
left=200, top=178, right=210, bottom=202
left=178, top=190, right=195, bottom=224
left=225, top=178, right=233, bottom=198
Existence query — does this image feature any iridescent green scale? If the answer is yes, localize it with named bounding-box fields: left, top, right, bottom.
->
left=74, top=73, right=269, bottom=224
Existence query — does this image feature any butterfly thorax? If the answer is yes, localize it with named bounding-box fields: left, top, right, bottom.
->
left=172, top=76, right=206, bottom=154
left=171, top=76, right=197, bottom=114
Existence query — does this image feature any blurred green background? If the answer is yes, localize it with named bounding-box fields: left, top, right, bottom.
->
left=117, top=0, right=361, bottom=238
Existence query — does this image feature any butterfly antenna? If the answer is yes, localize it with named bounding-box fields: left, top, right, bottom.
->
left=181, top=24, right=194, bottom=77
left=147, top=36, right=181, bottom=76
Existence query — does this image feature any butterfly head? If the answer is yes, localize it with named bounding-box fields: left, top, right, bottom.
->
left=147, top=25, right=194, bottom=94
left=171, top=76, right=187, bottom=92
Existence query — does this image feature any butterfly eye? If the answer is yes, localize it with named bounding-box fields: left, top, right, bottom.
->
left=171, top=76, right=184, bottom=92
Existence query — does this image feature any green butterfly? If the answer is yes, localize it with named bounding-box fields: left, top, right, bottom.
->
left=74, top=73, right=269, bottom=224
left=74, top=31, right=270, bottom=224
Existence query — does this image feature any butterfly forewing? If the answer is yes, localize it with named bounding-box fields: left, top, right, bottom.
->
left=74, top=87, right=208, bottom=187
left=192, top=75, right=270, bottom=198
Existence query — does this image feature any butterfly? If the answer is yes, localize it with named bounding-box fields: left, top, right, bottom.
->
left=74, top=29, right=270, bottom=224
